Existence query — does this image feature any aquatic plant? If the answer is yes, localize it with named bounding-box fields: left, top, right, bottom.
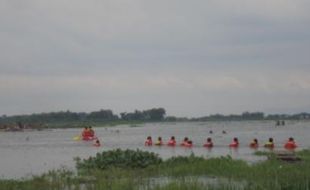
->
left=75, top=149, right=162, bottom=171
left=2, top=150, right=310, bottom=190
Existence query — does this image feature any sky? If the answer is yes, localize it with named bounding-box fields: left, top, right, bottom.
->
left=1, top=0, right=310, bottom=117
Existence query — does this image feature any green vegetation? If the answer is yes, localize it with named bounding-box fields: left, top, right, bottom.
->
left=1, top=108, right=310, bottom=130
left=75, top=149, right=162, bottom=171
left=0, top=108, right=165, bottom=129
left=1, top=149, right=310, bottom=190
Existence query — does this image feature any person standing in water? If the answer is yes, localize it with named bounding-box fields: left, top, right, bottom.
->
left=284, top=137, right=297, bottom=150
left=264, top=138, right=274, bottom=149
left=229, top=137, right=239, bottom=148
left=155, top=137, right=163, bottom=146
left=145, top=136, right=153, bottom=146
left=180, top=137, right=189, bottom=146
left=249, top=138, right=259, bottom=149
left=167, top=136, right=176, bottom=146
left=89, top=126, right=95, bottom=138
left=93, top=139, right=101, bottom=147
left=203, top=137, right=213, bottom=148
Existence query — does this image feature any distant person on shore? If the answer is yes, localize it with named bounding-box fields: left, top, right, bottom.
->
left=264, top=138, right=274, bottom=149
left=284, top=137, right=297, bottom=150
left=155, top=137, right=163, bottom=146
left=276, top=120, right=285, bottom=126
left=167, top=136, right=176, bottom=146
left=229, top=137, right=239, bottom=148
left=249, top=138, right=259, bottom=149
left=203, top=137, right=213, bottom=148
left=145, top=136, right=153, bottom=146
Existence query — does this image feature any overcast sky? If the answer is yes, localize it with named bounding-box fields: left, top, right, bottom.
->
left=1, top=0, right=310, bottom=117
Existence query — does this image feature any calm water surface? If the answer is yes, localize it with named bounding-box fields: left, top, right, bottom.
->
left=0, top=121, right=309, bottom=179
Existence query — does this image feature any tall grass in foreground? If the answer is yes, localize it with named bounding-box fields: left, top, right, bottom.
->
left=1, top=149, right=310, bottom=190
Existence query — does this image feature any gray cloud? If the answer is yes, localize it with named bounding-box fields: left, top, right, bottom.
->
left=1, top=0, right=310, bottom=116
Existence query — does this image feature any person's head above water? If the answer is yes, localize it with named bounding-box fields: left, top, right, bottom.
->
left=269, top=138, right=273, bottom=142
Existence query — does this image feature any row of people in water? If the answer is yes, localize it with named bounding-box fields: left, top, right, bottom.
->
left=144, top=136, right=298, bottom=149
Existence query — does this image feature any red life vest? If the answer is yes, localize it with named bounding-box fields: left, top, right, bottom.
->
left=180, top=141, right=188, bottom=146
left=183, top=142, right=193, bottom=147
left=89, top=129, right=95, bottom=137
left=284, top=142, right=297, bottom=149
left=203, top=142, right=213, bottom=148
left=249, top=143, right=258, bottom=148
left=229, top=142, right=239, bottom=148
left=167, top=140, right=176, bottom=146
left=145, top=139, right=152, bottom=146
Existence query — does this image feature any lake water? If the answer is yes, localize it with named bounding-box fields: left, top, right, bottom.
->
left=0, top=120, right=309, bottom=179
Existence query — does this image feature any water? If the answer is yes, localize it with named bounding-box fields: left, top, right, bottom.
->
left=0, top=120, right=309, bottom=179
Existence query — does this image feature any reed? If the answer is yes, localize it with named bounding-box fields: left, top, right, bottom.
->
left=1, top=149, right=310, bottom=190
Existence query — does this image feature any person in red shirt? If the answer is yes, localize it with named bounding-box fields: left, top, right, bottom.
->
left=284, top=137, right=297, bottom=150
left=203, top=137, right=213, bottom=148
left=145, top=136, right=153, bottom=146
left=229, top=137, right=239, bottom=148
left=180, top=137, right=189, bottom=146
left=82, top=127, right=91, bottom=140
left=167, top=136, right=176, bottom=146
left=249, top=138, right=259, bottom=149
left=184, top=140, right=193, bottom=148
left=89, top=126, right=95, bottom=138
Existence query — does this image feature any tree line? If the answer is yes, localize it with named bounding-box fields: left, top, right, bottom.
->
left=0, top=109, right=309, bottom=127
left=0, top=108, right=166, bottom=125
left=166, top=112, right=310, bottom=122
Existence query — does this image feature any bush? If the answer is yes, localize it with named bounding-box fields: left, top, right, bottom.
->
left=75, top=149, right=162, bottom=170
left=164, top=153, right=205, bottom=166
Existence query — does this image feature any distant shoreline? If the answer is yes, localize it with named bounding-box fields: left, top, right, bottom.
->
left=1, top=108, right=309, bottom=130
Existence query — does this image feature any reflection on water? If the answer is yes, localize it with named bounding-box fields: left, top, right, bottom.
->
left=0, top=120, right=309, bottom=179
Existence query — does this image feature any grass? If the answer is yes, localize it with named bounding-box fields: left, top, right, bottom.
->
left=1, top=150, right=310, bottom=190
